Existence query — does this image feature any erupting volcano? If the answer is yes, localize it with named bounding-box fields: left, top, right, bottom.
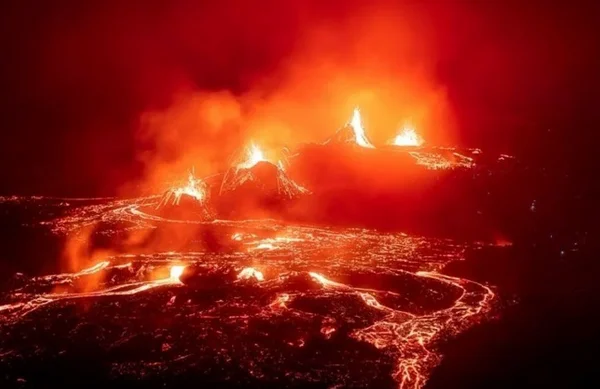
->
left=0, top=106, right=515, bottom=389
left=1, top=1, right=592, bottom=387
left=219, top=142, right=308, bottom=205
left=236, top=142, right=268, bottom=171
left=157, top=170, right=207, bottom=208
left=326, top=107, right=376, bottom=148
left=155, top=170, right=214, bottom=220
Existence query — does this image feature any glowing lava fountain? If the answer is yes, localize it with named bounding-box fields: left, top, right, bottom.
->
left=349, top=107, right=375, bottom=148
left=392, top=125, right=424, bottom=147
left=236, top=142, right=267, bottom=171
left=157, top=170, right=206, bottom=208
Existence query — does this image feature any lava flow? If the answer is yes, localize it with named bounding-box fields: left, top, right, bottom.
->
left=0, top=195, right=496, bottom=389
left=0, top=108, right=503, bottom=389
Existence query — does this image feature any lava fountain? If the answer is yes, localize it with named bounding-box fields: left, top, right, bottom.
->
left=169, top=265, right=186, bottom=282
left=157, top=170, right=207, bottom=209
left=392, top=124, right=424, bottom=147
left=236, top=142, right=268, bottom=171
left=349, top=107, right=376, bottom=148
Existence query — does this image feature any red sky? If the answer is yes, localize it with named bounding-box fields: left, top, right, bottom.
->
left=0, top=1, right=598, bottom=195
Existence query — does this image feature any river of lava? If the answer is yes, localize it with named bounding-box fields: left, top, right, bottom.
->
left=0, top=196, right=495, bottom=389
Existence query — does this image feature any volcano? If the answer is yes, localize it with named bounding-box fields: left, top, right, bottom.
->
left=155, top=191, right=214, bottom=221
left=216, top=160, right=309, bottom=218
left=154, top=173, right=215, bottom=221
left=325, top=108, right=375, bottom=149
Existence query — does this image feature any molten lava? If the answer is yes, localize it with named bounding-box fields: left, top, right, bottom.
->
left=157, top=171, right=206, bottom=208
left=169, top=265, right=185, bottom=282
left=392, top=125, right=424, bottom=147
left=349, top=108, right=375, bottom=148
left=236, top=142, right=267, bottom=171
left=237, top=267, right=265, bottom=282
left=0, top=107, right=505, bottom=389
left=220, top=143, right=308, bottom=199
left=0, top=201, right=497, bottom=389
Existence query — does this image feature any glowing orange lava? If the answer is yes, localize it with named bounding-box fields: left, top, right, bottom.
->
left=236, top=142, right=267, bottom=170
left=237, top=267, right=265, bottom=282
left=1, top=199, right=498, bottom=389
left=309, top=271, right=348, bottom=288
left=269, top=293, right=290, bottom=310
left=349, top=107, right=375, bottom=148
left=77, top=261, right=110, bottom=276
left=169, top=265, right=185, bottom=282
left=158, top=171, right=206, bottom=208
left=392, top=125, right=424, bottom=147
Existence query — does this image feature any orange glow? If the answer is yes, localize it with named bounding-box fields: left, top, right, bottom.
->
left=169, top=265, right=185, bottom=282
left=236, top=142, right=267, bottom=170
left=237, top=267, right=265, bottom=282
left=158, top=171, right=206, bottom=208
left=126, top=6, right=458, bottom=198
left=77, top=261, right=110, bottom=276
left=309, top=272, right=347, bottom=288
left=321, top=326, right=336, bottom=338
left=349, top=107, right=375, bottom=148
left=254, top=242, right=275, bottom=250
left=270, top=293, right=290, bottom=310
left=392, top=125, right=424, bottom=147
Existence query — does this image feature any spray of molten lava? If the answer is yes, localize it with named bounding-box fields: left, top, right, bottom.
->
left=236, top=142, right=267, bottom=170
left=392, top=125, right=424, bottom=147
left=349, top=108, right=375, bottom=148
left=169, top=265, right=185, bottom=282
left=157, top=170, right=206, bottom=208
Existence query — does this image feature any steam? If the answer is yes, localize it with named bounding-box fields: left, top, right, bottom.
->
left=130, top=4, right=455, bottom=194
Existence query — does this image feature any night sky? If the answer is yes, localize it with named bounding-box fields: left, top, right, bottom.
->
left=0, top=1, right=598, bottom=196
